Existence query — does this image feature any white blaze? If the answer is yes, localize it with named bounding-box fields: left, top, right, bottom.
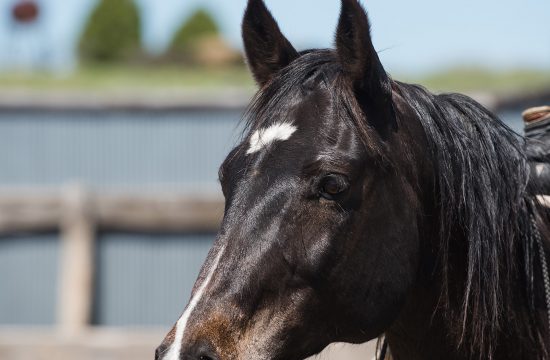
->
left=163, top=246, right=226, bottom=360
left=537, top=195, right=550, bottom=208
left=247, top=122, right=298, bottom=154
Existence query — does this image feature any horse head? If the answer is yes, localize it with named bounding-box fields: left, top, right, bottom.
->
left=157, top=1, right=426, bottom=359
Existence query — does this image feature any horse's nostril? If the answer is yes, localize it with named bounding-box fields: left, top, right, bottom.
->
left=186, top=341, right=218, bottom=360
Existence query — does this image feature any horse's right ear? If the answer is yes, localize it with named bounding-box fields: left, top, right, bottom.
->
left=242, top=0, right=299, bottom=87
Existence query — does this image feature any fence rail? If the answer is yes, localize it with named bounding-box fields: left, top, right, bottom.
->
left=0, top=185, right=224, bottom=335
left=0, top=187, right=224, bottom=234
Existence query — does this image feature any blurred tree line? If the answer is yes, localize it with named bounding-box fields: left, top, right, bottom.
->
left=79, top=0, right=242, bottom=67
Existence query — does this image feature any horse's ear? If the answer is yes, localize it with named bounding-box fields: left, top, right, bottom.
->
left=335, top=0, right=397, bottom=139
left=242, top=0, right=299, bottom=87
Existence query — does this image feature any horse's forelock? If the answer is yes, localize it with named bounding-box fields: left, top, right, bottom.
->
left=241, top=50, right=386, bottom=161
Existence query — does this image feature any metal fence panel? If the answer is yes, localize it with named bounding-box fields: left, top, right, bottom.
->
left=92, top=233, right=214, bottom=326
left=0, top=234, right=59, bottom=325
left=0, top=110, right=243, bottom=191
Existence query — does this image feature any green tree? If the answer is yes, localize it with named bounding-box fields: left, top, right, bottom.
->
left=79, top=0, right=141, bottom=63
left=168, top=9, right=220, bottom=62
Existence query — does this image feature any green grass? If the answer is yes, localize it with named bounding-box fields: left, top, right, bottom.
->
left=399, top=67, right=550, bottom=94
left=0, top=64, right=549, bottom=95
left=0, top=64, right=255, bottom=92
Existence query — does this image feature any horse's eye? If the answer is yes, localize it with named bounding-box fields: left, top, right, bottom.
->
left=319, top=174, right=349, bottom=199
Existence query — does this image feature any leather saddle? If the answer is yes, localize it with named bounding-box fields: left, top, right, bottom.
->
left=525, top=106, right=550, bottom=195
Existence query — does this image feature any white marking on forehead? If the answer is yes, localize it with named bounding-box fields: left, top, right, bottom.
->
left=246, top=122, right=298, bottom=155
left=536, top=163, right=546, bottom=176
left=163, top=245, right=226, bottom=360
left=537, top=195, right=550, bottom=208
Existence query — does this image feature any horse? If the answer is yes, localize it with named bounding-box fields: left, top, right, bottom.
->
left=156, top=0, right=550, bottom=359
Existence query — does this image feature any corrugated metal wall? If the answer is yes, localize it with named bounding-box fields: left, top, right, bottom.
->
left=93, top=233, right=214, bottom=326
left=0, top=109, right=242, bottom=327
left=0, top=234, right=59, bottom=325
left=0, top=110, right=243, bottom=190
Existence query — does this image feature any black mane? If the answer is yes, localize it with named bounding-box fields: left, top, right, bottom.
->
left=396, top=83, right=546, bottom=357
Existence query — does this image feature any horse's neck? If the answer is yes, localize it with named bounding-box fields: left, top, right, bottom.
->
left=385, top=277, right=463, bottom=360
left=386, top=286, right=541, bottom=360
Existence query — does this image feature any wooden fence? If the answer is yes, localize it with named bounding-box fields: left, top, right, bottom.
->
left=0, top=185, right=224, bottom=335
left=0, top=186, right=380, bottom=359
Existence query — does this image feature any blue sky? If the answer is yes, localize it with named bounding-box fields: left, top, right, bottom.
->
left=0, top=0, right=549, bottom=74
left=182, top=0, right=550, bottom=74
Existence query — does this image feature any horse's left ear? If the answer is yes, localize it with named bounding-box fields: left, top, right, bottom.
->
left=336, top=0, right=397, bottom=139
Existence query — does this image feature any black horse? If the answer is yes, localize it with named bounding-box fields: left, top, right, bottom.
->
left=157, top=0, right=549, bottom=359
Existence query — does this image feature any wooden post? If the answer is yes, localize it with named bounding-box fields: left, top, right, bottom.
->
left=57, top=184, right=96, bottom=335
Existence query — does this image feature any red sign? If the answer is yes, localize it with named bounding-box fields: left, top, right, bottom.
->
left=12, top=1, right=40, bottom=24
